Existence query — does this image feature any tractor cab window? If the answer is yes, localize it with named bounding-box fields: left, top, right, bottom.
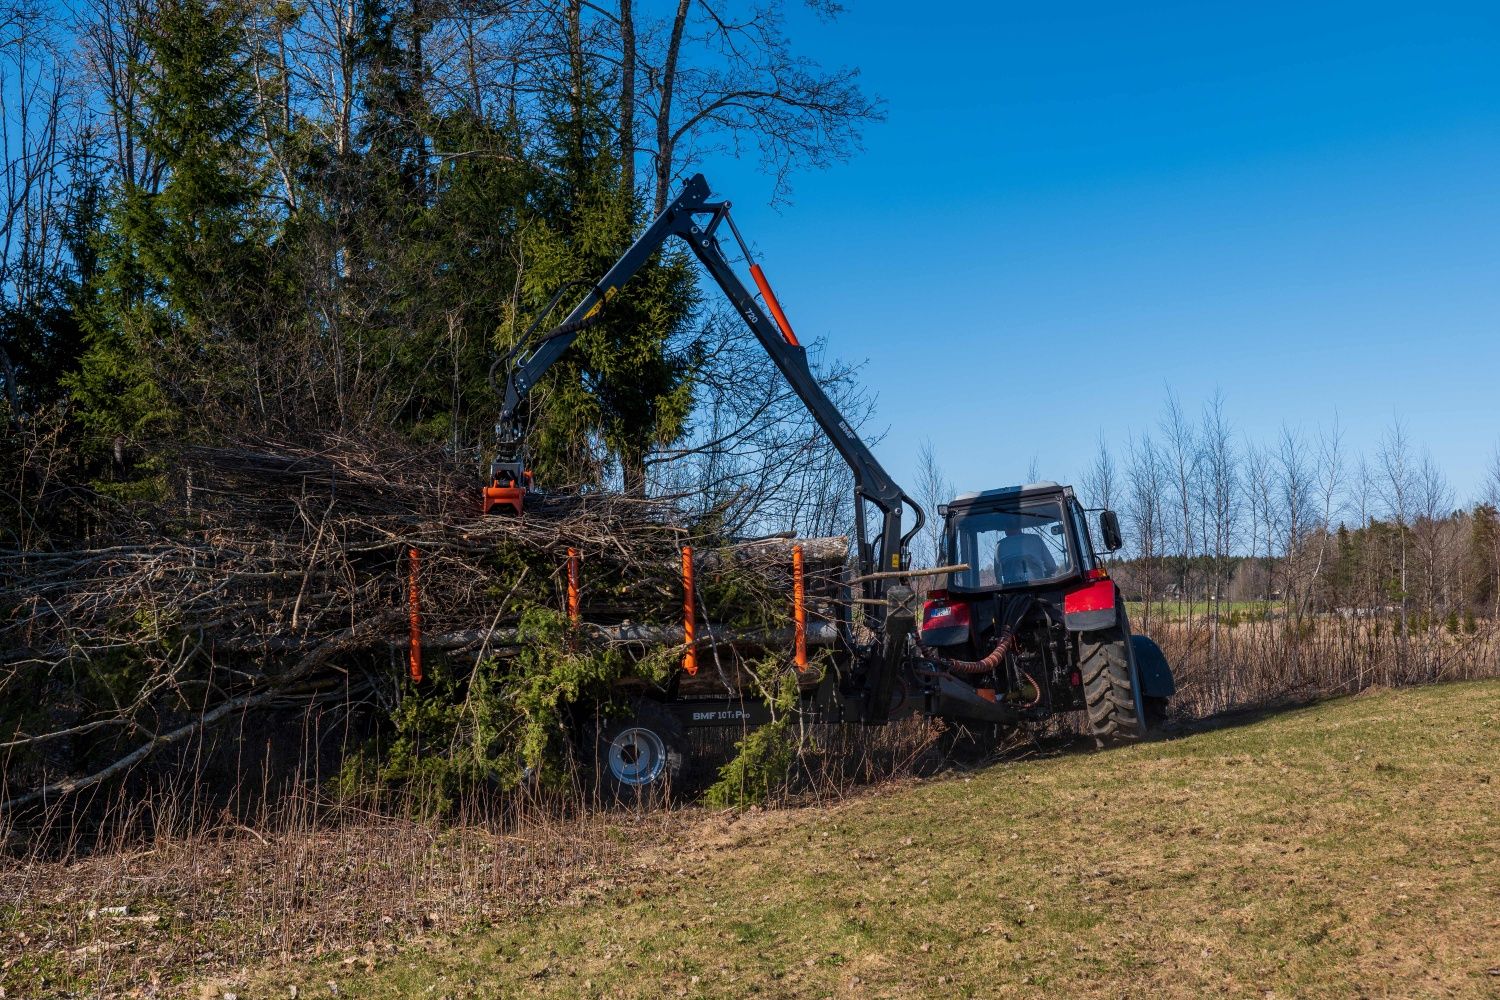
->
left=1070, top=502, right=1099, bottom=570
left=947, top=498, right=1074, bottom=591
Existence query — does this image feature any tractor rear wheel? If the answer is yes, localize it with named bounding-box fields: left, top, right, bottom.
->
left=1079, top=632, right=1149, bottom=744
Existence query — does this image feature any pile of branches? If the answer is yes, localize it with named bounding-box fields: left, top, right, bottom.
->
left=1, top=435, right=847, bottom=816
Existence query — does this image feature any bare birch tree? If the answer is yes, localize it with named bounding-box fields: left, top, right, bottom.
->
left=1124, top=432, right=1167, bottom=629
left=1198, top=392, right=1238, bottom=673
left=912, top=437, right=953, bottom=570
left=1080, top=431, right=1116, bottom=513
left=1412, top=451, right=1453, bottom=641
left=1161, top=390, right=1198, bottom=612
left=1301, top=416, right=1345, bottom=618
left=1378, top=417, right=1415, bottom=647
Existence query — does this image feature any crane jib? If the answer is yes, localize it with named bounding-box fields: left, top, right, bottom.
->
left=490, top=173, right=923, bottom=583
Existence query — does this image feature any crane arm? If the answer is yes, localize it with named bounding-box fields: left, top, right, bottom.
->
left=489, top=173, right=924, bottom=599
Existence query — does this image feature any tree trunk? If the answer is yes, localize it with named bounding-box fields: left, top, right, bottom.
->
left=619, top=0, right=636, bottom=198
left=654, top=0, right=692, bottom=214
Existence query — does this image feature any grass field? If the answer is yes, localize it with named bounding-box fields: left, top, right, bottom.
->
left=235, top=681, right=1500, bottom=999
left=1125, top=600, right=1276, bottom=621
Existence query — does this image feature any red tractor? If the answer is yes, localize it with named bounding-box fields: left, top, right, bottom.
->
left=917, top=481, right=1174, bottom=743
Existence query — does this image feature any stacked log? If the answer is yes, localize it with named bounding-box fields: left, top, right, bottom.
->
left=0, top=436, right=850, bottom=810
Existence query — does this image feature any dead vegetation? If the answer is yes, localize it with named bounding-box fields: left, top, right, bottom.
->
left=2, top=434, right=853, bottom=819
left=1151, top=612, right=1500, bottom=718
left=0, top=785, right=672, bottom=996
left=0, top=715, right=956, bottom=998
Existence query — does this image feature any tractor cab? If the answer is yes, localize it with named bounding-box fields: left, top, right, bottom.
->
left=937, top=482, right=1122, bottom=594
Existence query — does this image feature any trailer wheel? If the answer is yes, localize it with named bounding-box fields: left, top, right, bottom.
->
left=1079, top=632, right=1149, bottom=744
left=594, top=701, right=684, bottom=803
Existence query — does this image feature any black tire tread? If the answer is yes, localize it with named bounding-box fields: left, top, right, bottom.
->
left=1079, top=635, right=1144, bottom=743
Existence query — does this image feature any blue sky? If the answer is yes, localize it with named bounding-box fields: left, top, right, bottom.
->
left=702, top=1, right=1500, bottom=508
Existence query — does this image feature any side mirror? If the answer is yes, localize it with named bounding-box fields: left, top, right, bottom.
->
left=936, top=504, right=948, bottom=518
left=1100, top=510, right=1123, bottom=552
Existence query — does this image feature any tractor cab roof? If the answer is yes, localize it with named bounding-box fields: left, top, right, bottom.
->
left=946, top=481, right=1074, bottom=512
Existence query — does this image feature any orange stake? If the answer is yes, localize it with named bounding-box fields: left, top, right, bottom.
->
left=682, top=546, right=697, bottom=676
left=407, top=547, right=423, bottom=683
left=566, top=547, right=581, bottom=624
left=793, top=544, right=808, bottom=671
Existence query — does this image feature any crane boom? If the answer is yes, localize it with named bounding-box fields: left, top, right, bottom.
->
left=489, top=174, right=923, bottom=617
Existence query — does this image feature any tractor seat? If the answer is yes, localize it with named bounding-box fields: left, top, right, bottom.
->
left=995, top=535, right=1055, bottom=585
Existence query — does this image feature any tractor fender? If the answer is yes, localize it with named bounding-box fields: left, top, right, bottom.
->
left=1128, top=635, right=1176, bottom=698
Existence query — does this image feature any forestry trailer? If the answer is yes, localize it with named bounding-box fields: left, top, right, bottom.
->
left=488, top=174, right=1175, bottom=797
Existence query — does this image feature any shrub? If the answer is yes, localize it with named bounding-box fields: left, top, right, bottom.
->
left=338, top=605, right=632, bottom=814
left=706, top=668, right=799, bottom=808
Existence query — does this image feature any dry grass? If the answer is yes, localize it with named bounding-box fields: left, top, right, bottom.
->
left=0, top=789, right=684, bottom=998
left=236, top=680, right=1500, bottom=999
left=0, top=712, right=949, bottom=998
left=1150, top=614, right=1500, bottom=718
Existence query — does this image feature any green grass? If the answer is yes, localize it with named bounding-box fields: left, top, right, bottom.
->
left=248, top=682, right=1500, bottom=998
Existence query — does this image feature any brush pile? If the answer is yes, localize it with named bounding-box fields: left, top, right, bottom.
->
left=1, top=435, right=849, bottom=813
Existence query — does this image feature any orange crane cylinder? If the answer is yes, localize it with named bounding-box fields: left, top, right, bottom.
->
left=750, top=263, right=800, bottom=346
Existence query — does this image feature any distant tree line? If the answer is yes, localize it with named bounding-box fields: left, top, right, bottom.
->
left=1072, top=392, right=1500, bottom=634
left=0, top=0, right=882, bottom=544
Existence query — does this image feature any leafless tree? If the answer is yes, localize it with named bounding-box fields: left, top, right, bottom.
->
left=1342, top=455, right=1382, bottom=613
left=243, top=3, right=299, bottom=213
left=1378, top=416, right=1416, bottom=643
left=912, top=437, right=952, bottom=569
left=1080, top=431, right=1116, bottom=513
left=0, top=1, right=71, bottom=411
left=646, top=308, right=872, bottom=540
left=1299, top=416, right=1345, bottom=617
left=1160, top=390, right=1199, bottom=614
left=1275, top=426, right=1313, bottom=621
left=1242, top=439, right=1279, bottom=609
left=1197, top=392, right=1238, bottom=664
left=1412, top=451, right=1453, bottom=640
left=634, top=0, right=883, bottom=209
left=74, top=0, right=158, bottom=191
left=1123, top=431, right=1167, bottom=629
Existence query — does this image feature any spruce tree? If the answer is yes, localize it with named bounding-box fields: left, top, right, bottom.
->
left=68, top=0, right=268, bottom=473
left=519, top=70, right=702, bottom=491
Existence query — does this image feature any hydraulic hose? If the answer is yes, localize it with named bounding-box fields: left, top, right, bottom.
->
left=1019, top=668, right=1043, bottom=708
left=919, top=628, right=1019, bottom=675
left=916, top=594, right=1036, bottom=676
left=488, top=280, right=610, bottom=400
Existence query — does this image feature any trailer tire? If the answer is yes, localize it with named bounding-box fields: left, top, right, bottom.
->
left=594, top=701, right=685, bottom=804
left=1079, top=632, right=1148, bottom=744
